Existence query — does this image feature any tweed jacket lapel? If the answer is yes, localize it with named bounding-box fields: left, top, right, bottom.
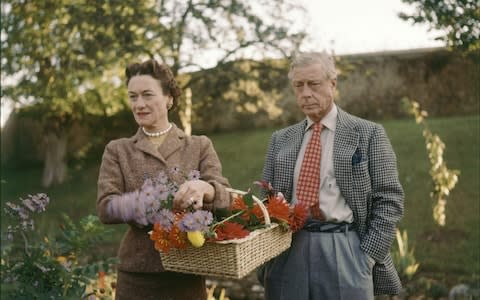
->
left=333, top=108, right=360, bottom=205
left=280, top=120, right=307, bottom=202
left=132, top=124, right=184, bottom=164
left=158, top=124, right=185, bottom=160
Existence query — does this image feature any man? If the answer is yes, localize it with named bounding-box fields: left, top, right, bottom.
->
left=258, top=51, right=404, bottom=299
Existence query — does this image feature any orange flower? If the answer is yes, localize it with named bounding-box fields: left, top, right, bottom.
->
left=147, top=181, right=303, bottom=253
left=230, top=195, right=250, bottom=221
left=230, top=195, right=247, bottom=210
left=251, top=203, right=264, bottom=221
left=168, top=224, right=187, bottom=249
left=214, top=221, right=250, bottom=241
left=98, top=271, right=106, bottom=291
left=289, top=203, right=309, bottom=232
left=150, top=223, right=167, bottom=240
left=266, top=195, right=290, bottom=223
left=150, top=223, right=172, bottom=253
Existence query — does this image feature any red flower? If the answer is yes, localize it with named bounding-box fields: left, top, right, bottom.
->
left=230, top=195, right=250, bottom=221
left=214, top=221, right=250, bottom=241
left=289, top=203, right=309, bottom=232
left=266, top=195, right=290, bottom=223
left=148, top=180, right=301, bottom=254
left=251, top=203, right=264, bottom=221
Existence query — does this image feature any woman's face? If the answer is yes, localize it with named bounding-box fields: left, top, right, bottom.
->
left=127, top=75, right=172, bottom=132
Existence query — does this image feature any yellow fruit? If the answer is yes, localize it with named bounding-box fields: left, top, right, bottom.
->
left=187, top=231, right=205, bottom=248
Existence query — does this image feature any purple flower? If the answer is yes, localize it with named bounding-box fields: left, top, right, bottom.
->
left=140, top=183, right=157, bottom=209
left=18, top=193, right=50, bottom=213
left=151, top=209, right=175, bottom=230
left=169, top=183, right=179, bottom=195
left=153, top=181, right=173, bottom=202
left=188, top=170, right=201, bottom=181
left=155, top=171, right=169, bottom=184
left=17, top=207, right=29, bottom=221
left=178, top=210, right=213, bottom=232
left=132, top=168, right=206, bottom=226
left=29, top=193, right=50, bottom=212
left=22, top=198, right=36, bottom=212
left=156, top=191, right=171, bottom=202
left=170, top=166, right=181, bottom=175
left=4, top=202, right=20, bottom=216
left=141, top=178, right=154, bottom=190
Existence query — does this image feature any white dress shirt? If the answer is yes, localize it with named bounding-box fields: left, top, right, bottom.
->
left=292, top=104, right=354, bottom=223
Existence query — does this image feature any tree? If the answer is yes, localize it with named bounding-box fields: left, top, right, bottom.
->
left=1, top=0, right=307, bottom=186
left=398, top=0, right=480, bottom=51
left=1, top=0, right=159, bottom=186
left=149, top=0, right=306, bottom=75
left=147, top=0, right=307, bottom=132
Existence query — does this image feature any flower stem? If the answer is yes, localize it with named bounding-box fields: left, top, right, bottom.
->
left=20, top=231, right=30, bottom=256
left=211, top=210, right=244, bottom=230
left=211, top=198, right=267, bottom=230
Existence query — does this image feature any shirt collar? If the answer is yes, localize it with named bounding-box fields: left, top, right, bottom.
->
left=305, top=104, right=338, bottom=132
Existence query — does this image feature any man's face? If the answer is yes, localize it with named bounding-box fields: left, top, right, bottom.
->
left=290, top=63, right=336, bottom=123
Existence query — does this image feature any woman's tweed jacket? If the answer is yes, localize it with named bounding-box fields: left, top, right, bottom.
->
left=97, top=124, right=231, bottom=273
left=262, top=107, right=404, bottom=295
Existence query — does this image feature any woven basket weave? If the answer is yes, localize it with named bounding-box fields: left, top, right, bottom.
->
left=159, top=188, right=292, bottom=279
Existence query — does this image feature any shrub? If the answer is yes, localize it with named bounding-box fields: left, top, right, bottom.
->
left=392, top=229, right=420, bottom=282
left=1, top=193, right=117, bottom=299
left=402, top=98, right=460, bottom=226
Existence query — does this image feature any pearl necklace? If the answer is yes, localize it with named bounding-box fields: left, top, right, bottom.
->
left=142, top=123, right=172, bottom=137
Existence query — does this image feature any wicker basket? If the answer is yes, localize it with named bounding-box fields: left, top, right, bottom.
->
left=159, top=188, right=292, bottom=279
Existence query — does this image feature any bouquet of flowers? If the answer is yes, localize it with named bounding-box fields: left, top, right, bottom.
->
left=119, top=168, right=308, bottom=278
left=140, top=171, right=308, bottom=253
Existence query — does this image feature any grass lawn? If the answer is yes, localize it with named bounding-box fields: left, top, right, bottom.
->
left=383, top=115, right=479, bottom=285
left=1, top=114, right=479, bottom=286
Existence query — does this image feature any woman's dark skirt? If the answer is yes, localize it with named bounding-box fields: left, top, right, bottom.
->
left=115, top=270, right=207, bottom=300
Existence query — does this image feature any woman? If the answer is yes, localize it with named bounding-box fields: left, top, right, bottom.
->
left=97, top=59, right=231, bottom=300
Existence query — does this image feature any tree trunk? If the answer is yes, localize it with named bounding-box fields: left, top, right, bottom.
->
left=180, top=87, right=192, bottom=136
left=42, top=131, right=67, bottom=188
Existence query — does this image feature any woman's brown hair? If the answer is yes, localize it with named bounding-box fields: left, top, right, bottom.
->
left=125, top=59, right=182, bottom=110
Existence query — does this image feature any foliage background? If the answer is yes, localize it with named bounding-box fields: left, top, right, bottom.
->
left=1, top=0, right=479, bottom=298
left=2, top=48, right=479, bottom=169
left=1, top=115, right=479, bottom=298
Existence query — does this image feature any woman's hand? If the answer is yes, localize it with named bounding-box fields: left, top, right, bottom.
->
left=173, top=180, right=214, bottom=210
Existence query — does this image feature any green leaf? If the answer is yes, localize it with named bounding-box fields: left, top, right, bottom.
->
left=243, top=192, right=254, bottom=208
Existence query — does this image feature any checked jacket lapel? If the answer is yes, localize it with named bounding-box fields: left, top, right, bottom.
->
left=333, top=109, right=360, bottom=209
left=275, top=120, right=307, bottom=203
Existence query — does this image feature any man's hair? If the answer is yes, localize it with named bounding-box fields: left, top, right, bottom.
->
left=288, top=51, right=337, bottom=81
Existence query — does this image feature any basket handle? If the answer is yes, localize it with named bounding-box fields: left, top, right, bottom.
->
left=225, top=188, right=271, bottom=225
